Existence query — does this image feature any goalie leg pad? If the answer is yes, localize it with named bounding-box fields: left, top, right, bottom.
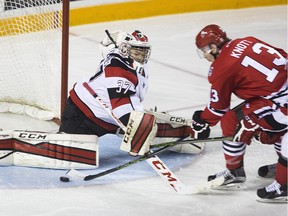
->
left=148, top=109, right=193, bottom=139
left=0, top=130, right=98, bottom=169
left=156, top=123, right=191, bottom=138
left=121, top=111, right=157, bottom=156
left=145, top=109, right=191, bottom=126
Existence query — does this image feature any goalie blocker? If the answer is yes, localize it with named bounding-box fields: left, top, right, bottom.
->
left=0, top=130, right=98, bottom=169
left=120, top=111, right=205, bottom=156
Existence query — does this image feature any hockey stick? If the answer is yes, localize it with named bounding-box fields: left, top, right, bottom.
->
left=67, top=145, right=172, bottom=181
left=65, top=135, right=229, bottom=194
left=105, top=29, right=118, bottom=48
left=65, top=141, right=225, bottom=194
left=66, top=135, right=229, bottom=181
left=151, top=136, right=232, bottom=149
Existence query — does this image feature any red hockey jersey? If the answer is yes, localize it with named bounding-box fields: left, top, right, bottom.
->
left=201, top=36, right=287, bottom=126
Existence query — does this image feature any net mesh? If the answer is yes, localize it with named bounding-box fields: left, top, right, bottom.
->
left=0, top=0, right=63, bottom=120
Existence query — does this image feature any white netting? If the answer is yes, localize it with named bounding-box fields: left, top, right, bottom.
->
left=0, top=0, right=63, bottom=120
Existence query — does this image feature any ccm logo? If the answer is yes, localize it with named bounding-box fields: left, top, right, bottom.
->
left=169, top=117, right=186, bottom=124
left=18, top=133, right=47, bottom=140
left=123, top=119, right=134, bottom=143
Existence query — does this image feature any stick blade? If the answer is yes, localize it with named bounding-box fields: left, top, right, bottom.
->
left=66, top=169, right=86, bottom=180
left=177, top=176, right=225, bottom=195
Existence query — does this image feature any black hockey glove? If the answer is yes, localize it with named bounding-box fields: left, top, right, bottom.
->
left=191, top=110, right=210, bottom=139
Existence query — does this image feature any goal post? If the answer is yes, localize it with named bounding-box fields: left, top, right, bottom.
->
left=0, top=0, right=69, bottom=121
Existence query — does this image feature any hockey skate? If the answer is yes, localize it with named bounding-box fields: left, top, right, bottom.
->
left=257, top=180, right=288, bottom=203
left=208, top=167, right=246, bottom=190
left=258, top=163, right=276, bottom=178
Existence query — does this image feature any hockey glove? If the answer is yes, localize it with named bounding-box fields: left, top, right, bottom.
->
left=191, top=110, right=210, bottom=139
left=233, top=113, right=260, bottom=145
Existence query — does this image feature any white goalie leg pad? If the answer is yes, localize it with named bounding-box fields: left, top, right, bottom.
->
left=145, top=110, right=205, bottom=154
left=46, top=133, right=98, bottom=169
left=145, top=109, right=191, bottom=126
left=121, top=111, right=157, bottom=156
left=0, top=130, right=98, bottom=169
left=146, top=109, right=192, bottom=140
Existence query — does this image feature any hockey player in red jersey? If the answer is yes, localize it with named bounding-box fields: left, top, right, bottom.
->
left=59, top=30, right=200, bottom=155
left=190, top=24, right=287, bottom=202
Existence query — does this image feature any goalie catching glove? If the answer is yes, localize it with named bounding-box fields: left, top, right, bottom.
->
left=120, top=111, right=157, bottom=156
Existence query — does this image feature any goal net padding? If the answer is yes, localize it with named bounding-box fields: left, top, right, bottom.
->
left=0, top=0, right=69, bottom=121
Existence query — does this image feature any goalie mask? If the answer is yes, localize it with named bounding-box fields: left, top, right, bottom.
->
left=127, top=30, right=151, bottom=65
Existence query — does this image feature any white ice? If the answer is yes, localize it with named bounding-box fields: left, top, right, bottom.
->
left=0, top=5, right=287, bottom=216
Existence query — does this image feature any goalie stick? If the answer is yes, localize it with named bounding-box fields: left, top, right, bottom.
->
left=105, top=29, right=118, bottom=48
left=66, top=136, right=228, bottom=180
left=151, top=136, right=232, bottom=149
left=64, top=136, right=229, bottom=194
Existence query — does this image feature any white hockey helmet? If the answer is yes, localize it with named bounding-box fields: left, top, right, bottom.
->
left=126, top=30, right=151, bottom=64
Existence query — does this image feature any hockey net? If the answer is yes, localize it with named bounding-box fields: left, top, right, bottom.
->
left=0, top=0, right=68, bottom=121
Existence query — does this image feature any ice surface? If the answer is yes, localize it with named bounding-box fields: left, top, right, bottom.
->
left=0, top=5, right=287, bottom=216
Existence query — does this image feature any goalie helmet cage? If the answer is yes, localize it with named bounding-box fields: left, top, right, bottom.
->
left=0, top=0, right=69, bottom=122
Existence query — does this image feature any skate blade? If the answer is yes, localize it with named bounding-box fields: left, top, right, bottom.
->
left=256, top=196, right=288, bottom=203
left=212, top=182, right=247, bottom=191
